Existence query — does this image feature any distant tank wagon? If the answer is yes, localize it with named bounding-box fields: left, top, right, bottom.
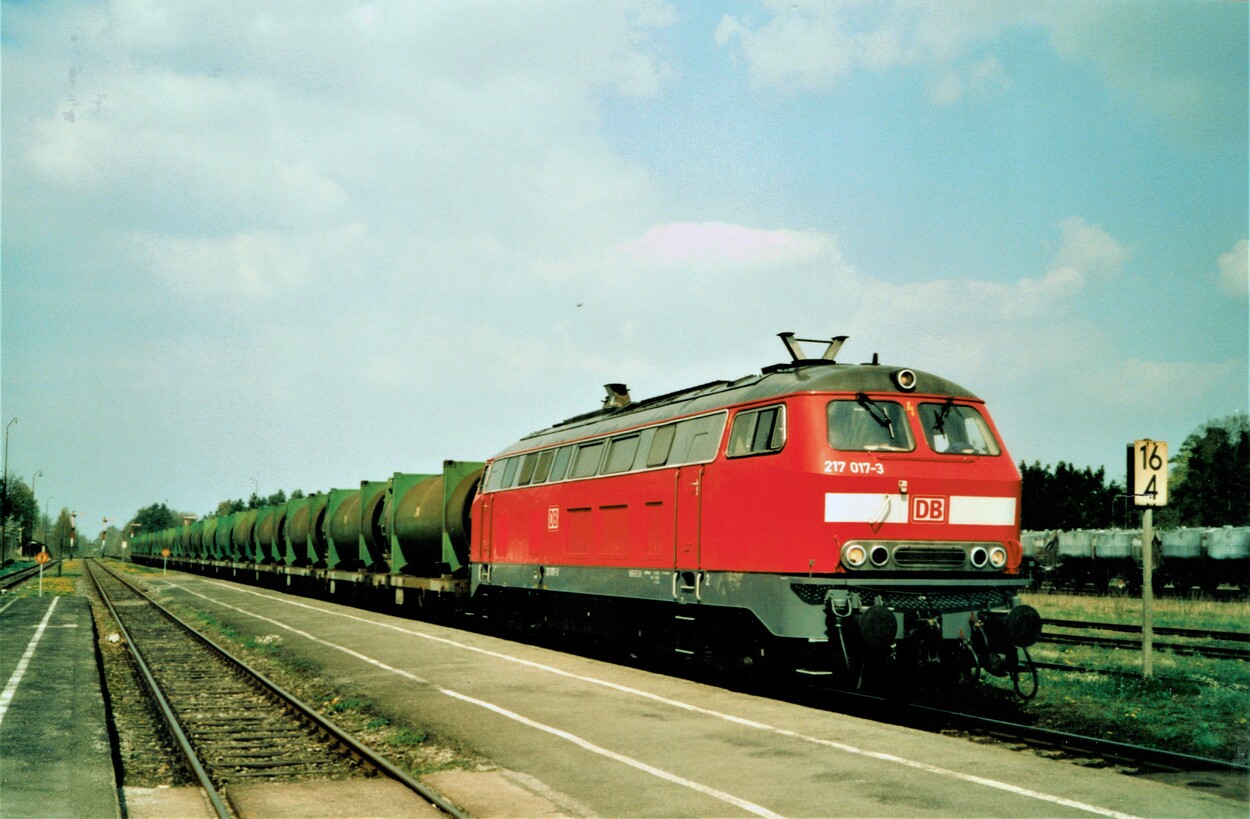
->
left=1019, top=525, right=1249, bottom=595
left=132, top=333, right=1043, bottom=696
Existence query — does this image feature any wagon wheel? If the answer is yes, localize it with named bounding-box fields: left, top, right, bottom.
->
left=1011, top=648, right=1038, bottom=700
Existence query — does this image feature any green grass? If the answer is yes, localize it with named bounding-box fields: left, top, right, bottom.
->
left=979, top=592, right=1250, bottom=763
left=1, top=558, right=84, bottom=597
left=1029, top=590, right=1250, bottom=633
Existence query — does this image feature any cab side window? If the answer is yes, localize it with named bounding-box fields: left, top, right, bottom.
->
left=727, top=405, right=786, bottom=457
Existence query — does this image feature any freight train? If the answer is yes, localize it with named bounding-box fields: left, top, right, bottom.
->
left=1021, top=526, right=1250, bottom=594
left=131, top=334, right=1042, bottom=696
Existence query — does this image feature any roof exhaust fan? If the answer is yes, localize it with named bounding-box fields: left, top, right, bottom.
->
left=603, top=383, right=631, bottom=409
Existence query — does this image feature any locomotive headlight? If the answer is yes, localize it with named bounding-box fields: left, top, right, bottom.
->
left=989, top=546, right=1008, bottom=568
left=843, top=544, right=867, bottom=568
left=969, top=546, right=988, bottom=568
left=869, top=545, right=891, bottom=567
left=892, top=369, right=918, bottom=391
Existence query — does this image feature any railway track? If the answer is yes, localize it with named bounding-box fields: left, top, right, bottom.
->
left=796, top=681, right=1249, bottom=783
left=0, top=561, right=58, bottom=592
left=85, top=559, right=464, bottom=818
left=902, top=701, right=1250, bottom=782
left=1039, top=618, right=1250, bottom=661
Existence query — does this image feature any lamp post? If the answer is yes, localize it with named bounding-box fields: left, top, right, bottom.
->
left=2, top=416, right=16, bottom=563
left=70, top=511, right=79, bottom=558
left=30, top=470, right=43, bottom=553
left=47, top=498, right=57, bottom=575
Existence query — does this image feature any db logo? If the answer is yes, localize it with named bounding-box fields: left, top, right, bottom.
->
left=547, top=506, right=560, bottom=531
left=910, top=495, right=948, bottom=523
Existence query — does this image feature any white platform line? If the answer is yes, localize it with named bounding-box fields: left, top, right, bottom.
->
left=0, top=597, right=61, bottom=728
left=177, top=584, right=778, bottom=816
left=189, top=579, right=1140, bottom=819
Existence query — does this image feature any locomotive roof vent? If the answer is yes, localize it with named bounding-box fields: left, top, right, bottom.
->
left=602, top=383, right=631, bottom=409
left=778, top=332, right=848, bottom=364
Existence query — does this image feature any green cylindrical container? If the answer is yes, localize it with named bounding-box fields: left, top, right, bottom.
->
left=216, top=513, right=236, bottom=560
left=271, top=502, right=291, bottom=567
left=307, top=494, right=330, bottom=567
left=326, top=488, right=363, bottom=570
left=254, top=506, right=277, bottom=564
left=387, top=461, right=483, bottom=575
left=232, top=509, right=259, bottom=563
left=359, top=480, right=389, bottom=572
left=284, top=497, right=312, bottom=566
left=201, top=517, right=220, bottom=559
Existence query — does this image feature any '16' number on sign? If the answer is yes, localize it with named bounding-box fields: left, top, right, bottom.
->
left=1129, top=439, right=1168, bottom=507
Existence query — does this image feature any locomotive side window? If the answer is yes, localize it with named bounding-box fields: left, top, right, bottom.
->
left=647, top=424, right=676, bottom=467
left=500, top=456, right=520, bottom=487
left=604, top=434, right=640, bottom=474
left=531, top=448, right=555, bottom=483
left=727, top=405, right=786, bottom=457
left=486, top=411, right=727, bottom=490
left=918, top=402, right=1001, bottom=455
left=827, top=399, right=914, bottom=451
left=670, top=412, right=728, bottom=464
left=482, top=462, right=503, bottom=491
left=549, top=445, right=575, bottom=482
left=570, top=441, right=606, bottom=478
left=519, top=452, right=542, bottom=485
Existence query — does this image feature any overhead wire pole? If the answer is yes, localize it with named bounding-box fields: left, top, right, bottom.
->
left=2, top=417, right=16, bottom=563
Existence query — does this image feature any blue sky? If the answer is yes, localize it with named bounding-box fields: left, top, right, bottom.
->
left=2, top=1, right=1246, bottom=537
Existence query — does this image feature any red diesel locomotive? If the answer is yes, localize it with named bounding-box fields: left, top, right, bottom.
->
left=132, top=333, right=1041, bottom=696
left=471, top=334, right=1041, bottom=693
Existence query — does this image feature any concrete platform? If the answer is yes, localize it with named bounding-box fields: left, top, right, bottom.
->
left=148, top=572, right=1249, bottom=818
left=225, top=779, right=443, bottom=818
left=0, top=596, right=121, bottom=819
left=123, top=785, right=216, bottom=819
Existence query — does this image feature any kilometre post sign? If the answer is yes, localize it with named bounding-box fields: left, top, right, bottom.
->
left=1127, top=439, right=1168, bottom=507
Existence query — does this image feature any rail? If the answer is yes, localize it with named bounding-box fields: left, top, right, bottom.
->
left=86, top=559, right=466, bottom=819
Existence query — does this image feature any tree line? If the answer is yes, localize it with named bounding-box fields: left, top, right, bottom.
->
left=126, top=489, right=307, bottom=534
left=1020, top=413, right=1249, bottom=531
left=0, top=476, right=79, bottom=563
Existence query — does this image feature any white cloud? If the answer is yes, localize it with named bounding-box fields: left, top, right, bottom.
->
left=1050, top=216, right=1132, bottom=284
left=715, top=1, right=1016, bottom=101
left=8, top=1, right=675, bottom=310
left=931, top=55, right=1010, bottom=106
left=139, top=223, right=369, bottom=299
left=1217, top=239, right=1249, bottom=298
left=714, top=0, right=1245, bottom=138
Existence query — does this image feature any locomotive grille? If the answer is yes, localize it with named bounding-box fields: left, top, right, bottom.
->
left=790, top=584, right=1014, bottom=612
left=868, top=588, right=1014, bottom=613
left=892, top=547, right=967, bottom=569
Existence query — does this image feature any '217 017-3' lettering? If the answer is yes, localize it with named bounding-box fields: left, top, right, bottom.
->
left=824, top=461, right=884, bottom=475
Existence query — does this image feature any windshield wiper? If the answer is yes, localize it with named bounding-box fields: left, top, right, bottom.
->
left=855, top=392, right=894, bottom=437
left=933, top=397, right=955, bottom=434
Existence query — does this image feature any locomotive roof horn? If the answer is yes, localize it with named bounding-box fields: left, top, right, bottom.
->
left=778, top=332, right=849, bottom=364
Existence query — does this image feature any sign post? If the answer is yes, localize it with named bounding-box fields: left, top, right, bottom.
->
left=1127, top=439, right=1168, bottom=679
left=162, top=548, right=170, bottom=575
left=35, top=549, right=50, bottom=597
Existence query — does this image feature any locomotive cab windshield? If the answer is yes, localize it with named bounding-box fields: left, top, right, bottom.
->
left=918, top=401, right=1001, bottom=455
